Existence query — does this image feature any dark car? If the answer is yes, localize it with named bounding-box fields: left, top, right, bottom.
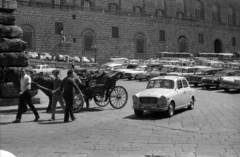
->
left=201, top=69, right=240, bottom=89
left=189, top=68, right=224, bottom=87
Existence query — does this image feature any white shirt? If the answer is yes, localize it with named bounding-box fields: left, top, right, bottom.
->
left=20, top=74, right=31, bottom=91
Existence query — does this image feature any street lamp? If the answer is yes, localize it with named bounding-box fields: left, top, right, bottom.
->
left=91, top=45, right=97, bottom=63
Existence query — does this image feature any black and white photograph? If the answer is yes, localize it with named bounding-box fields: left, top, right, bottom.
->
left=0, top=0, right=240, bottom=156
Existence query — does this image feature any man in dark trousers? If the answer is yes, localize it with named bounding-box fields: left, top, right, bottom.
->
left=12, top=69, right=40, bottom=123
left=60, top=70, right=81, bottom=122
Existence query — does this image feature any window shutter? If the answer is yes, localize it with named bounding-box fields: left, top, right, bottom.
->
left=81, top=0, right=84, bottom=7
left=133, top=6, right=135, bottom=13
left=108, top=3, right=111, bottom=9
left=116, top=4, right=118, bottom=10
left=89, top=1, right=93, bottom=7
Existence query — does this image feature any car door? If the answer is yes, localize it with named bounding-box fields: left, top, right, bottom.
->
left=42, top=66, right=47, bottom=73
left=174, top=79, right=184, bottom=107
left=181, top=78, right=191, bottom=106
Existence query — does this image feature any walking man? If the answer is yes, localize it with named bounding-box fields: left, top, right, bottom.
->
left=12, top=69, right=40, bottom=123
left=49, top=69, right=65, bottom=121
left=60, top=70, right=81, bottom=122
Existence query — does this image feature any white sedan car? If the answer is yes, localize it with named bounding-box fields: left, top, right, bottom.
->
left=132, top=76, right=196, bottom=117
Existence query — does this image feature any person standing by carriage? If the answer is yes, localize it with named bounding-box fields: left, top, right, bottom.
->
left=12, top=68, right=40, bottom=123
left=49, top=69, right=65, bottom=121
left=60, top=70, right=81, bottom=122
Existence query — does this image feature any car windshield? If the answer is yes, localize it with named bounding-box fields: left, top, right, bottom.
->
left=147, top=79, right=174, bottom=89
left=195, top=69, right=207, bottom=74
left=135, top=67, right=145, bottom=71
left=33, top=66, right=41, bottom=69
left=105, top=66, right=113, bottom=71
left=214, top=71, right=227, bottom=77
left=127, top=65, right=137, bottom=69
left=175, top=68, right=188, bottom=73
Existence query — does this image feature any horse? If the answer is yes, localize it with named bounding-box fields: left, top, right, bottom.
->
left=0, top=68, right=53, bottom=113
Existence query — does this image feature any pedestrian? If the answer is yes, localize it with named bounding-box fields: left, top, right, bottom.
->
left=12, top=69, right=40, bottom=123
left=60, top=70, right=81, bottom=122
left=49, top=69, right=65, bottom=121
left=71, top=60, right=75, bottom=70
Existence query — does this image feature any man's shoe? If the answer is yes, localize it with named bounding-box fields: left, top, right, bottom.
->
left=48, top=117, right=55, bottom=121
left=33, top=116, right=40, bottom=122
left=12, top=119, right=20, bottom=123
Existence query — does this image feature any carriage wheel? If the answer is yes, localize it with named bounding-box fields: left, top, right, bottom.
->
left=109, top=86, right=128, bottom=109
left=94, top=95, right=109, bottom=107
left=72, top=93, right=84, bottom=113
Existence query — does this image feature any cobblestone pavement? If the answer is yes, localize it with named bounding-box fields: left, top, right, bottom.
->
left=1, top=72, right=240, bottom=157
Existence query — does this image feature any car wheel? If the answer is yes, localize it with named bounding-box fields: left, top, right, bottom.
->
left=134, top=75, right=138, bottom=80
left=223, top=88, right=229, bottom=92
left=206, top=86, right=210, bottom=89
left=188, top=97, right=194, bottom=110
left=166, top=102, right=175, bottom=117
left=216, top=84, right=220, bottom=89
left=128, top=78, right=132, bottom=80
left=134, top=109, right=143, bottom=117
left=139, top=79, right=142, bottom=81
left=194, top=83, right=198, bottom=87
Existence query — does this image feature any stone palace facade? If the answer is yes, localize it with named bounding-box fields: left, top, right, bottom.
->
left=14, top=0, right=240, bottom=63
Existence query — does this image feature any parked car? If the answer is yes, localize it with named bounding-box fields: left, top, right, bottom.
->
left=220, top=71, right=240, bottom=92
left=132, top=76, right=195, bottom=117
left=82, top=57, right=90, bottom=63
left=40, top=52, right=52, bottom=60
left=101, top=63, right=123, bottom=73
left=56, top=54, right=65, bottom=61
left=188, top=68, right=224, bottom=87
left=31, top=52, right=39, bottom=59
left=138, top=63, right=163, bottom=81
left=32, top=64, right=56, bottom=74
left=125, top=65, right=147, bottom=80
left=166, top=66, right=208, bottom=81
left=114, top=63, right=140, bottom=78
left=150, top=65, right=175, bottom=78
left=74, top=56, right=81, bottom=62
left=201, top=69, right=240, bottom=89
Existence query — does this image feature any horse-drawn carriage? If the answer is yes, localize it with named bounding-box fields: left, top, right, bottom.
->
left=72, top=71, right=128, bottom=112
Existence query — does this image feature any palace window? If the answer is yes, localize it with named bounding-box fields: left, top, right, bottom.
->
left=112, top=27, right=119, bottom=38
left=21, top=25, right=35, bottom=50
left=232, top=37, right=236, bottom=46
left=55, top=22, right=63, bottom=35
left=159, top=30, right=165, bottom=42
left=228, top=7, right=235, bottom=25
left=81, top=0, right=93, bottom=8
left=155, top=0, right=165, bottom=16
left=194, top=0, right=204, bottom=20
left=178, top=37, right=188, bottom=52
left=108, top=3, right=118, bottom=11
left=199, top=34, right=204, bottom=44
left=212, top=3, right=220, bottom=23
left=176, top=0, right=185, bottom=18
left=133, top=6, right=142, bottom=13
left=135, top=34, right=145, bottom=54
left=83, top=30, right=95, bottom=51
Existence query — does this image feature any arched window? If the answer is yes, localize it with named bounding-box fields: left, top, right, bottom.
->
left=82, top=29, right=95, bottom=57
left=135, top=33, right=146, bottom=59
left=228, top=6, right=235, bottom=25
left=194, top=0, right=204, bottom=20
left=155, top=0, right=165, bottom=16
left=178, top=37, right=188, bottom=52
left=21, top=25, right=35, bottom=51
left=176, top=0, right=184, bottom=18
left=212, top=3, right=220, bottom=22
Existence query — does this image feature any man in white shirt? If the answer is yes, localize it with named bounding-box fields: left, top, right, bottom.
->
left=12, top=69, right=40, bottom=123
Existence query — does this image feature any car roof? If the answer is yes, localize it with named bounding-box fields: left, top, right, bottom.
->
left=150, top=76, right=184, bottom=81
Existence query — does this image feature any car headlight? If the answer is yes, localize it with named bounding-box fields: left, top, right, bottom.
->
left=132, top=95, right=138, bottom=102
left=160, top=95, right=168, bottom=101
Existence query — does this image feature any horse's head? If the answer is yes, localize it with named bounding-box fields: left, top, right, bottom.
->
left=31, top=73, right=54, bottom=90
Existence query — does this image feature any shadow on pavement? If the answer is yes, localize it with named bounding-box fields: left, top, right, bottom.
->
left=216, top=90, right=240, bottom=94
left=0, top=120, right=43, bottom=125
left=123, top=108, right=188, bottom=121
left=0, top=107, right=48, bottom=115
